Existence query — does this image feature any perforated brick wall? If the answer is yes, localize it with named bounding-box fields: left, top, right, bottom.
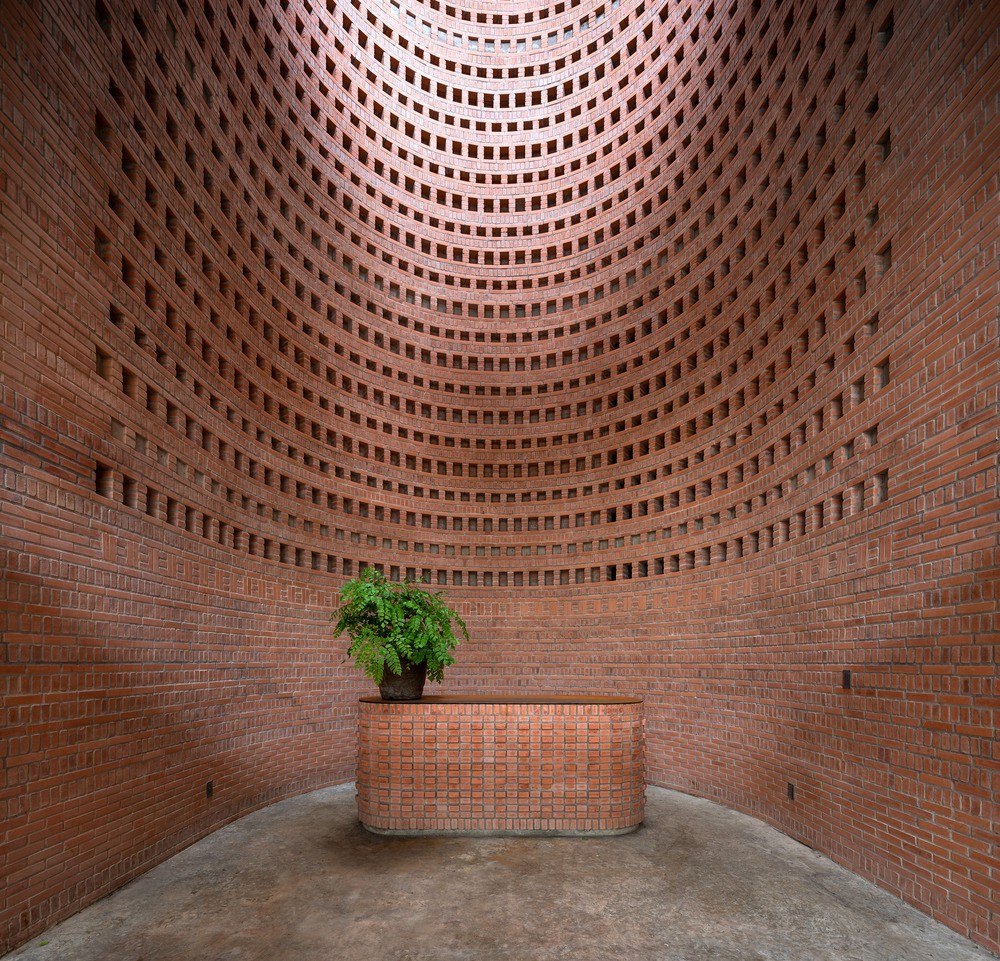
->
left=1, top=0, right=996, bottom=953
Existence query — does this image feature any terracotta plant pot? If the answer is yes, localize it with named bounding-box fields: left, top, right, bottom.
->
left=378, top=660, right=427, bottom=700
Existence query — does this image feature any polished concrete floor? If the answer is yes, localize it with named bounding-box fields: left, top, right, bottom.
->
left=5, top=785, right=994, bottom=961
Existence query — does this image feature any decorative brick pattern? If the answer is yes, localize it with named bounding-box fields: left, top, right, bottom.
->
left=1, top=0, right=997, bottom=954
left=357, top=697, right=645, bottom=834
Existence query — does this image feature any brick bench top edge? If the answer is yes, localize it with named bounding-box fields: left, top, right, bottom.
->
left=359, top=695, right=644, bottom=705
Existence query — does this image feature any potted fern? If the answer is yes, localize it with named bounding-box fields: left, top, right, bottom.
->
left=332, top=567, right=468, bottom=700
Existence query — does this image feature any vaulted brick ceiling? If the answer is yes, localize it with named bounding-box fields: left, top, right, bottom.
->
left=2, top=0, right=997, bottom=954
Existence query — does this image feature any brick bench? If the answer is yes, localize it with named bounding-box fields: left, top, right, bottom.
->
left=356, top=695, right=645, bottom=835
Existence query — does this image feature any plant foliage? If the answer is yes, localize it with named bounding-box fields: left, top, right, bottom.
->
left=332, top=567, right=468, bottom=685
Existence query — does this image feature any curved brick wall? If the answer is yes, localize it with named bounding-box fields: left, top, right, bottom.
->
left=1, top=0, right=997, bottom=952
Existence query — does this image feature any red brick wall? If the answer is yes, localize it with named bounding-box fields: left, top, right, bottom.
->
left=357, top=697, right=645, bottom=833
left=1, top=0, right=997, bottom=953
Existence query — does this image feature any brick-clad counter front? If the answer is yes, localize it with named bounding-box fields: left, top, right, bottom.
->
left=356, top=696, right=644, bottom=835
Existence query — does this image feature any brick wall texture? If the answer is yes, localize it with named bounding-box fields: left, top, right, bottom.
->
left=1, top=0, right=997, bottom=953
left=357, top=697, right=645, bottom=834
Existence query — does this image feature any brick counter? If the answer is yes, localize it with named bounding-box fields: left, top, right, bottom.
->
left=356, top=696, right=645, bottom=835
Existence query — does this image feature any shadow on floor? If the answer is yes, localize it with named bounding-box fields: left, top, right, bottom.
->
left=4, top=785, right=994, bottom=961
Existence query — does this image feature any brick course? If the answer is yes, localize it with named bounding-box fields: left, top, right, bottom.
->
left=356, top=696, right=645, bottom=834
left=1, top=0, right=997, bottom=954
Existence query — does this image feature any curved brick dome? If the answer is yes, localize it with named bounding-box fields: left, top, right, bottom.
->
left=1, top=0, right=997, bottom=953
